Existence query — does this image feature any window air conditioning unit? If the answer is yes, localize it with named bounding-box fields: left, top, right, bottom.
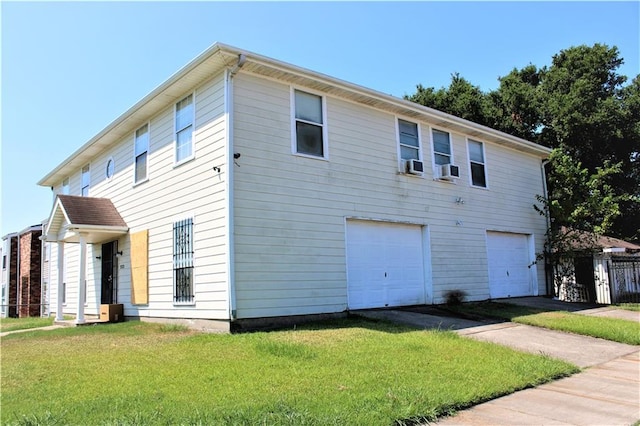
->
left=440, top=163, right=460, bottom=180
left=406, top=159, right=424, bottom=175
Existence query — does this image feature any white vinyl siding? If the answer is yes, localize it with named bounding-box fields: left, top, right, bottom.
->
left=134, top=124, right=149, bottom=184
left=468, top=139, right=487, bottom=188
left=175, top=94, right=194, bottom=164
left=49, top=67, right=549, bottom=322
left=48, top=72, right=229, bottom=321
left=233, top=73, right=548, bottom=316
left=292, top=89, right=327, bottom=158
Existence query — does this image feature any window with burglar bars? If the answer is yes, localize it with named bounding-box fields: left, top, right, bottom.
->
left=173, top=218, right=194, bottom=303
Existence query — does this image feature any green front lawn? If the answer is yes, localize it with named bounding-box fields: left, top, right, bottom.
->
left=0, top=316, right=54, bottom=332
left=450, top=302, right=640, bottom=345
left=1, top=319, right=577, bottom=425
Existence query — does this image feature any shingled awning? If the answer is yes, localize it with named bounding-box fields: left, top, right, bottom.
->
left=45, top=195, right=128, bottom=244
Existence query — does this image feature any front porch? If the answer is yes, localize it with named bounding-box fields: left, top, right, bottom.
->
left=44, top=195, right=129, bottom=325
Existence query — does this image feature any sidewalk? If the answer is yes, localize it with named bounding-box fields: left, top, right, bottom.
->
left=436, top=350, right=639, bottom=425
left=355, top=298, right=640, bottom=425
left=0, top=324, right=65, bottom=338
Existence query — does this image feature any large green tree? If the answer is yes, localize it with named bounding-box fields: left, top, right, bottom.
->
left=406, top=43, right=640, bottom=242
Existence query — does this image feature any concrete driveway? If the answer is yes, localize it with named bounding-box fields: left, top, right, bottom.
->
left=354, top=297, right=640, bottom=425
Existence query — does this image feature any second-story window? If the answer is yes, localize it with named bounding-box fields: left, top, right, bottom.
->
left=468, top=139, right=487, bottom=188
left=62, top=177, right=70, bottom=195
left=398, top=119, right=420, bottom=161
left=432, top=129, right=452, bottom=166
left=293, top=89, right=326, bottom=158
left=81, top=165, right=90, bottom=196
left=175, top=94, right=194, bottom=164
left=135, top=124, right=149, bottom=183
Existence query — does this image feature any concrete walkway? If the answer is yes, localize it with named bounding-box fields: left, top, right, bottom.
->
left=355, top=297, right=640, bottom=425
left=0, top=324, right=65, bottom=338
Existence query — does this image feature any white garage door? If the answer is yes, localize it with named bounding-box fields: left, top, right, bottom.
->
left=487, top=231, right=533, bottom=298
left=346, top=220, right=426, bottom=309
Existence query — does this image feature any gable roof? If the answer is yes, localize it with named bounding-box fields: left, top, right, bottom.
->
left=38, top=43, right=552, bottom=187
left=44, top=195, right=128, bottom=244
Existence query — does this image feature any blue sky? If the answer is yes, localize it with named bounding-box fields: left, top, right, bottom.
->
left=1, top=1, right=638, bottom=236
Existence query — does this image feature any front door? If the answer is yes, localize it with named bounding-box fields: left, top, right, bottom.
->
left=101, top=241, right=118, bottom=304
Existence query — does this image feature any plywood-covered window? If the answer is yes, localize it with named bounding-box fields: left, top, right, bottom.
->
left=130, top=230, right=148, bottom=305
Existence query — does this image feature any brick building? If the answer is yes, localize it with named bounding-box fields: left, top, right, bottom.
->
left=1, top=225, right=44, bottom=317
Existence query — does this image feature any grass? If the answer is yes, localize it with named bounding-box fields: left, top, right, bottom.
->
left=615, top=303, right=640, bottom=312
left=450, top=302, right=640, bottom=345
left=0, top=319, right=578, bottom=425
left=0, top=316, right=55, bottom=332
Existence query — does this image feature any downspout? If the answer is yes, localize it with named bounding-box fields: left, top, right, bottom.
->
left=541, top=159, right=552, bottom=297
left=225, top=54, right=246, bottom=322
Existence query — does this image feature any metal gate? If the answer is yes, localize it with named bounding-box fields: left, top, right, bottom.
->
left=608, top=256, right=640, bottom=303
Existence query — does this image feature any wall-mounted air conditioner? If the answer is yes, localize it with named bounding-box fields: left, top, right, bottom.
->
left=440, top=164, right=460, bottom=180
left=406, top=159, right=424, bottom=175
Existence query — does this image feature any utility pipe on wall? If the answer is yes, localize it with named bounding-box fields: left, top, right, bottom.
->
left=224, top=53, right=246, bottom=322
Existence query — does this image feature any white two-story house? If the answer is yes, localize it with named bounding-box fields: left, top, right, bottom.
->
left=39, top=43, right=551, bottom=331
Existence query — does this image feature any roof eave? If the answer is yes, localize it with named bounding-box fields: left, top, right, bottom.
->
left=38, top=42, right=238, bottom=188
left=39, top=43, right=551, bottom=187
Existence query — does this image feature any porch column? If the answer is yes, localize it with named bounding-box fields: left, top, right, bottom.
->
left=75, top=233, right=87, bottom=325
left=55, top=242, right=64, bottom=321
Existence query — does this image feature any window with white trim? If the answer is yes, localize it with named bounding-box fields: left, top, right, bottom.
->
left=62, top=178, right=70, bottom=195
left=468, top=139, right=487, bottom=188
left=175, top=94, right=194, bottom=163
left=398, top=119, right=421, bottom=161
left=432, top=129, right=452, bottom=166
left=293, top=89, right=326, bottom=157
left=173, top=218, right=194, bottom=303
left=134, top=124, right=149, bottom=183
left=81, top=165, right=90, bottom=196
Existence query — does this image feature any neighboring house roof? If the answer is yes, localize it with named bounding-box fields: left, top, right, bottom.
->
left=38, top=42, right=552, bottom=188
left=559, top=227, right=640, bottom=254
left=596, top=235, right=640, bottom=252
left=44, top=195, right=128, bottom=244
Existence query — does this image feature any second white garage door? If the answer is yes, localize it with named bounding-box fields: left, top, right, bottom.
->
left=346, top=220, right=427, bottom=309
left=486, top=231, right=534, bottom=299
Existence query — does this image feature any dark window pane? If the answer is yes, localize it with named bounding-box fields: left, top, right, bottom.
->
left=296, top=121, right=324, bottom=156
left=135, top=152, right=147, bottom=182
left=471, top=162, right=487, bottom=187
